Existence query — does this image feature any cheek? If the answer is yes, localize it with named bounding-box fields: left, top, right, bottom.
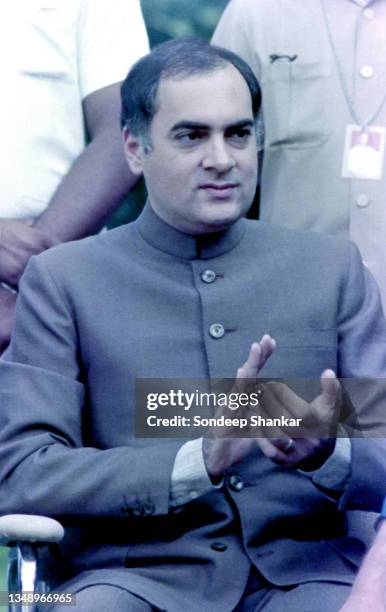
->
left=242, top=157, right=258, bottom=186
left=148, top=156, right=192, bottom=188
left=144, top=164, right=192, bottom=210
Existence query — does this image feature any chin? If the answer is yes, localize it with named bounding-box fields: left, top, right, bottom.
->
left=197, top=214, right=241, bottom=234
left=207, top=205, right=243, bottom=225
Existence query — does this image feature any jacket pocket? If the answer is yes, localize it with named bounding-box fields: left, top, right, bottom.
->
left=261, top=329, right=338, bottom=379
left=272, top=328, right=337, bottom=349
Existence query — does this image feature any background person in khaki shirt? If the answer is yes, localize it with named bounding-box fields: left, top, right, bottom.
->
left=213, top=0, right=386, bottom=311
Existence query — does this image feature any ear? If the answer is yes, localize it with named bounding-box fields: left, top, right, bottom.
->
left=122, top=127, right=146, bottom=176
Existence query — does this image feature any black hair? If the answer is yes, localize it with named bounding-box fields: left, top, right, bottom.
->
left=120, top=37, right=261, bottom=144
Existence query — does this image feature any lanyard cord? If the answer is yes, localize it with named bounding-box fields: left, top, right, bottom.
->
left=320, top=0, right=386, bottom=130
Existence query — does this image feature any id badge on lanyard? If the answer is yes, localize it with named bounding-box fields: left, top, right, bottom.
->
left=342, top=125, right=385, bottom=180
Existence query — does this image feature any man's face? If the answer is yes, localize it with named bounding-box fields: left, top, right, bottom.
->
left=124, top=64, right=258, bottom=235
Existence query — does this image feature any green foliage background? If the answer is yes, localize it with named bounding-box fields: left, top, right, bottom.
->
left=142, top=0, right=227, bottom=45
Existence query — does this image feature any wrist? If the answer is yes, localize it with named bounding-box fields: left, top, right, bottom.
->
left=298, top=438, right=336, bottom=472
left=32, top=223, right=62, bottom=248
left=202, top=438, right=225, bottom=482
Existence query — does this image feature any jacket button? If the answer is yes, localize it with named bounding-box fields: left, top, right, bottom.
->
left=211, top=542, right=228, bottom=552
left=201, top=269, right=216, bottom=283
left=229, top=475, right=244, bottom=492
left=209, top=323, right=225, bottom=339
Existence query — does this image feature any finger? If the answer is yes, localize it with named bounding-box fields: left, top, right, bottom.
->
left=236, top=346, right=260, bottom=385
left=272, top=437, right=295, bottom=452
left=245, top=335, right=275, bottom=373
left=259, top=334, right=276, bottom=365
left=238, top=342, right=262, bottom=379
left=320, top=370, right=340, bottom=409
left=256, top=437, right=288, bottom=463
left=236, top=336, right=276, bottom=393
left=240, top=335, right=275, bottom=376
left=243, top=342, right=261, bottom=377
left=263, top=381, right=310, bottom=421
left=236, top=344, right=261, bottom=393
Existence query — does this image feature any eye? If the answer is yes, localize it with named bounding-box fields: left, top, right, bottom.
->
left=226, top=127, right=253, bottom=146
left=174, top=130, right=207, bottom=144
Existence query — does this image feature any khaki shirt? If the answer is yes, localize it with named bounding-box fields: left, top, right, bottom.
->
left=213, top=0, right=386, bottom=310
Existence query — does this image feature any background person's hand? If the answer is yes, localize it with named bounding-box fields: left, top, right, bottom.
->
left=0, top=219, right=58, bottom=286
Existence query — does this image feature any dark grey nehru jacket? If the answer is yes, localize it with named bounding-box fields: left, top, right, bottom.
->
left=1, top=204, right=386, bottom=612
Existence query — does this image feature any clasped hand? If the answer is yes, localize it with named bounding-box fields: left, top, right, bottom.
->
left=203, top=335, right=341, bottom=480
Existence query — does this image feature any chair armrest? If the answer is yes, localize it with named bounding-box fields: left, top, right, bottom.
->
left=0, top=514, right=64, bottom=546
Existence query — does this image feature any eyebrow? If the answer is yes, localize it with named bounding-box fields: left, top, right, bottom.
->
left=170, top=119, right=255, bottom=133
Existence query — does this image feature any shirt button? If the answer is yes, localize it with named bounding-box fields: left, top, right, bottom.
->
left=209, top=323, right=225, bottom=339
left=201, top=269, right=216, bottom=284
left=360, top=65, right=374, bottom=78
left=363, top=8, right=374, bottom=19
left=229, top=475, right=244, bottom=492
left=211, top=542, right=228, bottom=552
left=356, top=193, right=370, bottom=208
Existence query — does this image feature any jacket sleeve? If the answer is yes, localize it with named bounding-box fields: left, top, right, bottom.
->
left=0, top=254, right=182, bottom=520
left=337, top=241, right=386, bottom=511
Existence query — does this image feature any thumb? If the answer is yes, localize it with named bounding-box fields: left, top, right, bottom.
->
left=320, top=369, right=340, bottom=409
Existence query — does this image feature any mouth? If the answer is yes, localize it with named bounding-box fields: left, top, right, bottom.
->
left=199, top=183, right=239, bottom=198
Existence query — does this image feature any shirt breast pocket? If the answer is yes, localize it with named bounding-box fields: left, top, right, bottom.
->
left=261, top=60, right=332, bottom=149
left=21, top=1, right=76, bottom=82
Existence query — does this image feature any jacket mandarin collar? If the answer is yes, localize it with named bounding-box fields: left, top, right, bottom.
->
left=136, top=203, right=247, bottom=260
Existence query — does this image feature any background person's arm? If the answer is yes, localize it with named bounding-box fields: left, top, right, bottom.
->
left=34, top=83, right=139, bottom=242
left=0, top=85, right=139, bottom=353
left=22, top=0, right=150, bottom=246
left=0, top=0, right=149, bottom=351
left=340, top=519, right=386, bottom=612
left=16, top=0, right=149, bottom=244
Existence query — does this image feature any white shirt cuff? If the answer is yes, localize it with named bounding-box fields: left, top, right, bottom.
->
left=170, top=438, right=223, bottom=507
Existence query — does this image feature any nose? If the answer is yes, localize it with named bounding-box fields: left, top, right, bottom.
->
left=202, top=136, right=236, bottom=173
